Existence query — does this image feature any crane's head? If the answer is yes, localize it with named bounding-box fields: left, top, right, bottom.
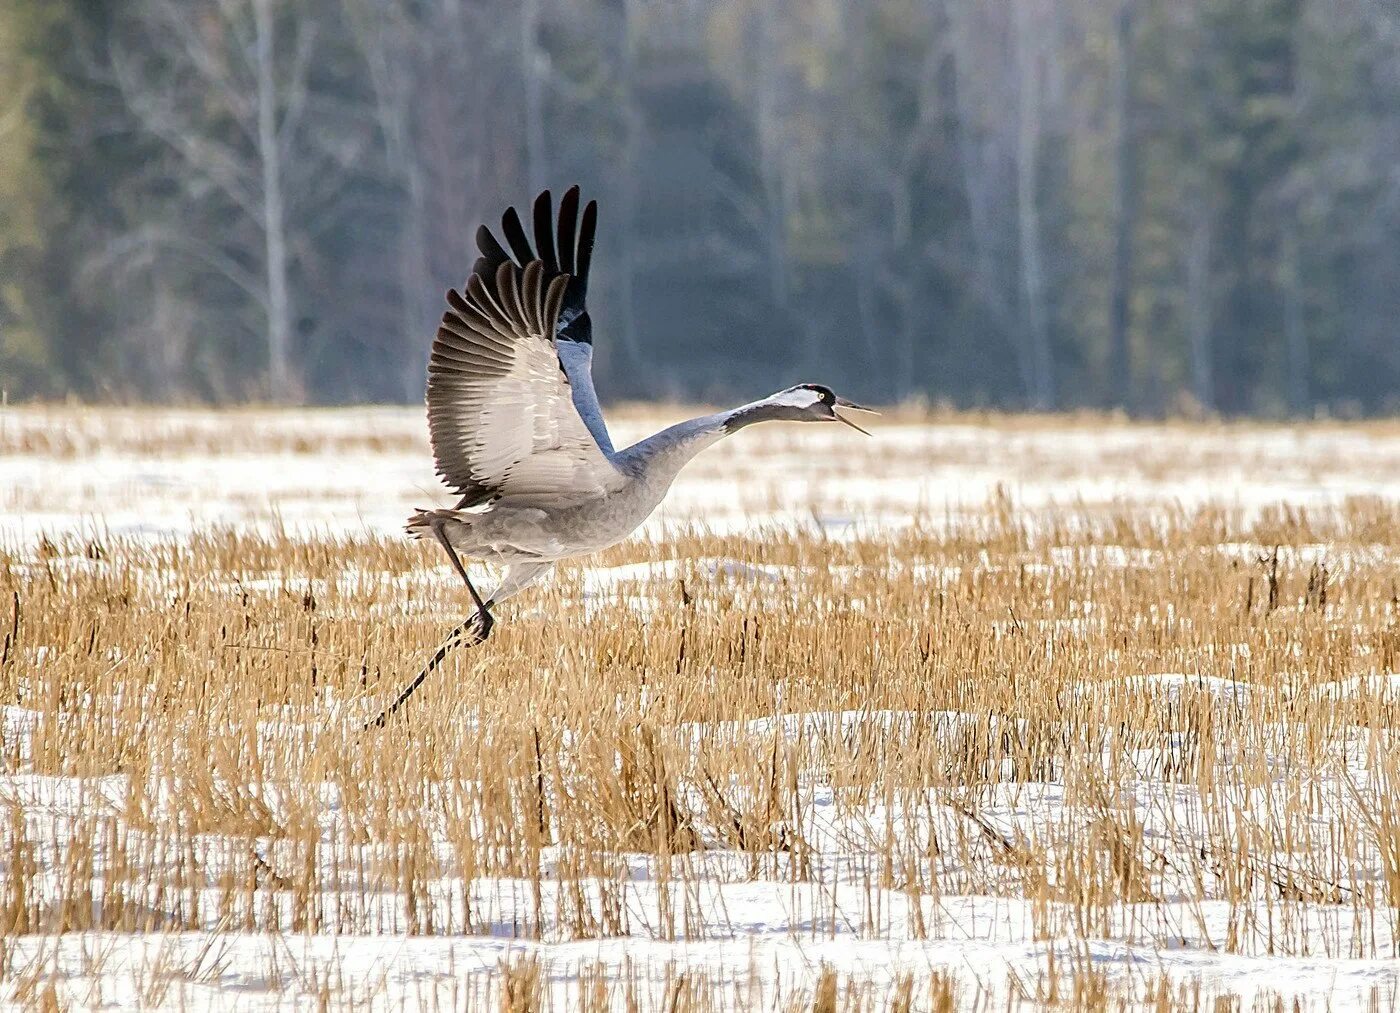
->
left=774, top=384, right=879, bottom=435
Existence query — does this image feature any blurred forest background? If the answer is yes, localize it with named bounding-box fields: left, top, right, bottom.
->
left=2, top=0, right=1399, bottom=414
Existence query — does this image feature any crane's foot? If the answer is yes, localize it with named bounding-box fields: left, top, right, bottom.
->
left=364, top=607, right=495, bottom=730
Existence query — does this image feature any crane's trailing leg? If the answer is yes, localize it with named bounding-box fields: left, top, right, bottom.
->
left=431, top=520, right=496, bottom=637
left=366, top=521, right=494, bottom=730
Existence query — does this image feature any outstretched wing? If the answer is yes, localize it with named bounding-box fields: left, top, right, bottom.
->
left=472, top=187, right=613, bottom=454
left=428, top=253, right=622, bottom=507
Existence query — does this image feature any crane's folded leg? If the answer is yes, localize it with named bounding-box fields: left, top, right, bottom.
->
left=365, top=547, right=555, bottom=729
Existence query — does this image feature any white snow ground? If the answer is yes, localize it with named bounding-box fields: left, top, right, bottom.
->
left=6, top=693, right=1400, bottom=1009
left=5, top=407, right=1400, bottom=1008
left=5, top=692, right=1400, bottom=1009
left=7, top=406, right=1400, bottom=544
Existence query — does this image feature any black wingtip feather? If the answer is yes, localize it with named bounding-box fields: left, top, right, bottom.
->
left=532, top=190, right=558, bottom=274
left=557, top=186, right=580, bottom=274
left=459, top=186, right=596, bottom=345
left=500, top=206, right=535, bottom=266
left=476, top=225, right=508, bottom=264
left=576, top=199, right=597, bottom=298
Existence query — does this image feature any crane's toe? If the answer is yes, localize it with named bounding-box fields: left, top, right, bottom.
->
left=459, top=606, right=494, bottom=646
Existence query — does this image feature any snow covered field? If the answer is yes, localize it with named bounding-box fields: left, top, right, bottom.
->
left=7, top=405, right=1400, bottom=543
left=4, top=406, right=1400, bottom=1009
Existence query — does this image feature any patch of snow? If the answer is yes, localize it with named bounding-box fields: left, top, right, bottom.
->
left=1312, top=673, right=1400, bottom=702
left=1070, top=672, right=1257, bottom=706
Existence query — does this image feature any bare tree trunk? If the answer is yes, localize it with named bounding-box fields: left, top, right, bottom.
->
left=1282, top=221, right=1308, bottom=417
left=955, top=126, right=1006, bottom=333
left=521, top=0, right=546, bottom=195
left=345, top=0, right=434, bottom=400
left=253, top=0, right=293, bottom=402
left=754, top=0, right=790, bottom=313
left=617, top=0, right=642, bottom=386
left=1186, top=203, right=1213, bottom=412
left=889, top=182, right=916, bottom=402
left=1014, top=2, right=1054, bottom=411
left=1108, top=0, right=1139, bottom=412
left=398, top=164, right=433, bottom=400
left=852, top=242, right=884, bottom=376
left=947, top=5, right=1017, bottom=382
left=151, top=276, right=188, bottom=395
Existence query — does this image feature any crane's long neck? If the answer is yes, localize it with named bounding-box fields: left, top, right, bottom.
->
left=612, top=395, right=810, bottom=486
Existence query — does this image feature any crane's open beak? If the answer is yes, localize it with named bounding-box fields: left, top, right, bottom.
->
left=833, top=396, right=879, bottom=436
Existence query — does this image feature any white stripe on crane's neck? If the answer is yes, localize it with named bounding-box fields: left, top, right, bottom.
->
left=765, top=387, right=823, bottom=409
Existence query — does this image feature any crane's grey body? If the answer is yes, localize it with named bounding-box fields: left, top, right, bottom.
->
left=417, top=408, right=745, bottom=573
left=371, top=186, right=872, bottom=726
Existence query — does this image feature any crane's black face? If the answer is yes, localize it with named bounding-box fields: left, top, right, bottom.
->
left=784, top=384, right=879, bottom=435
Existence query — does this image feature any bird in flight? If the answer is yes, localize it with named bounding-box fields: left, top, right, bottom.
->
left=370, top=186, right=875, bottom=726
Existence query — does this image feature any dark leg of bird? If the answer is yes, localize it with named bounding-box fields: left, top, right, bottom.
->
left=432, top=523, right=493, bottom=623
left=365, top=523, right=496, bottom=730
left=364, top=620, right=481, bottom=729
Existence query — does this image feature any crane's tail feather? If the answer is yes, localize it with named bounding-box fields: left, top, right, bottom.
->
left=406, top=507, right=462, bottom=540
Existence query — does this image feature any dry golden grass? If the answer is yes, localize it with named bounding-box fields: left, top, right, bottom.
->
left=4, top=408, right=1400, bottom=1007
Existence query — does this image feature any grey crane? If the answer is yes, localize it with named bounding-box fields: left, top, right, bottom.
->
left=369, top=186, right=875, bottom=727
